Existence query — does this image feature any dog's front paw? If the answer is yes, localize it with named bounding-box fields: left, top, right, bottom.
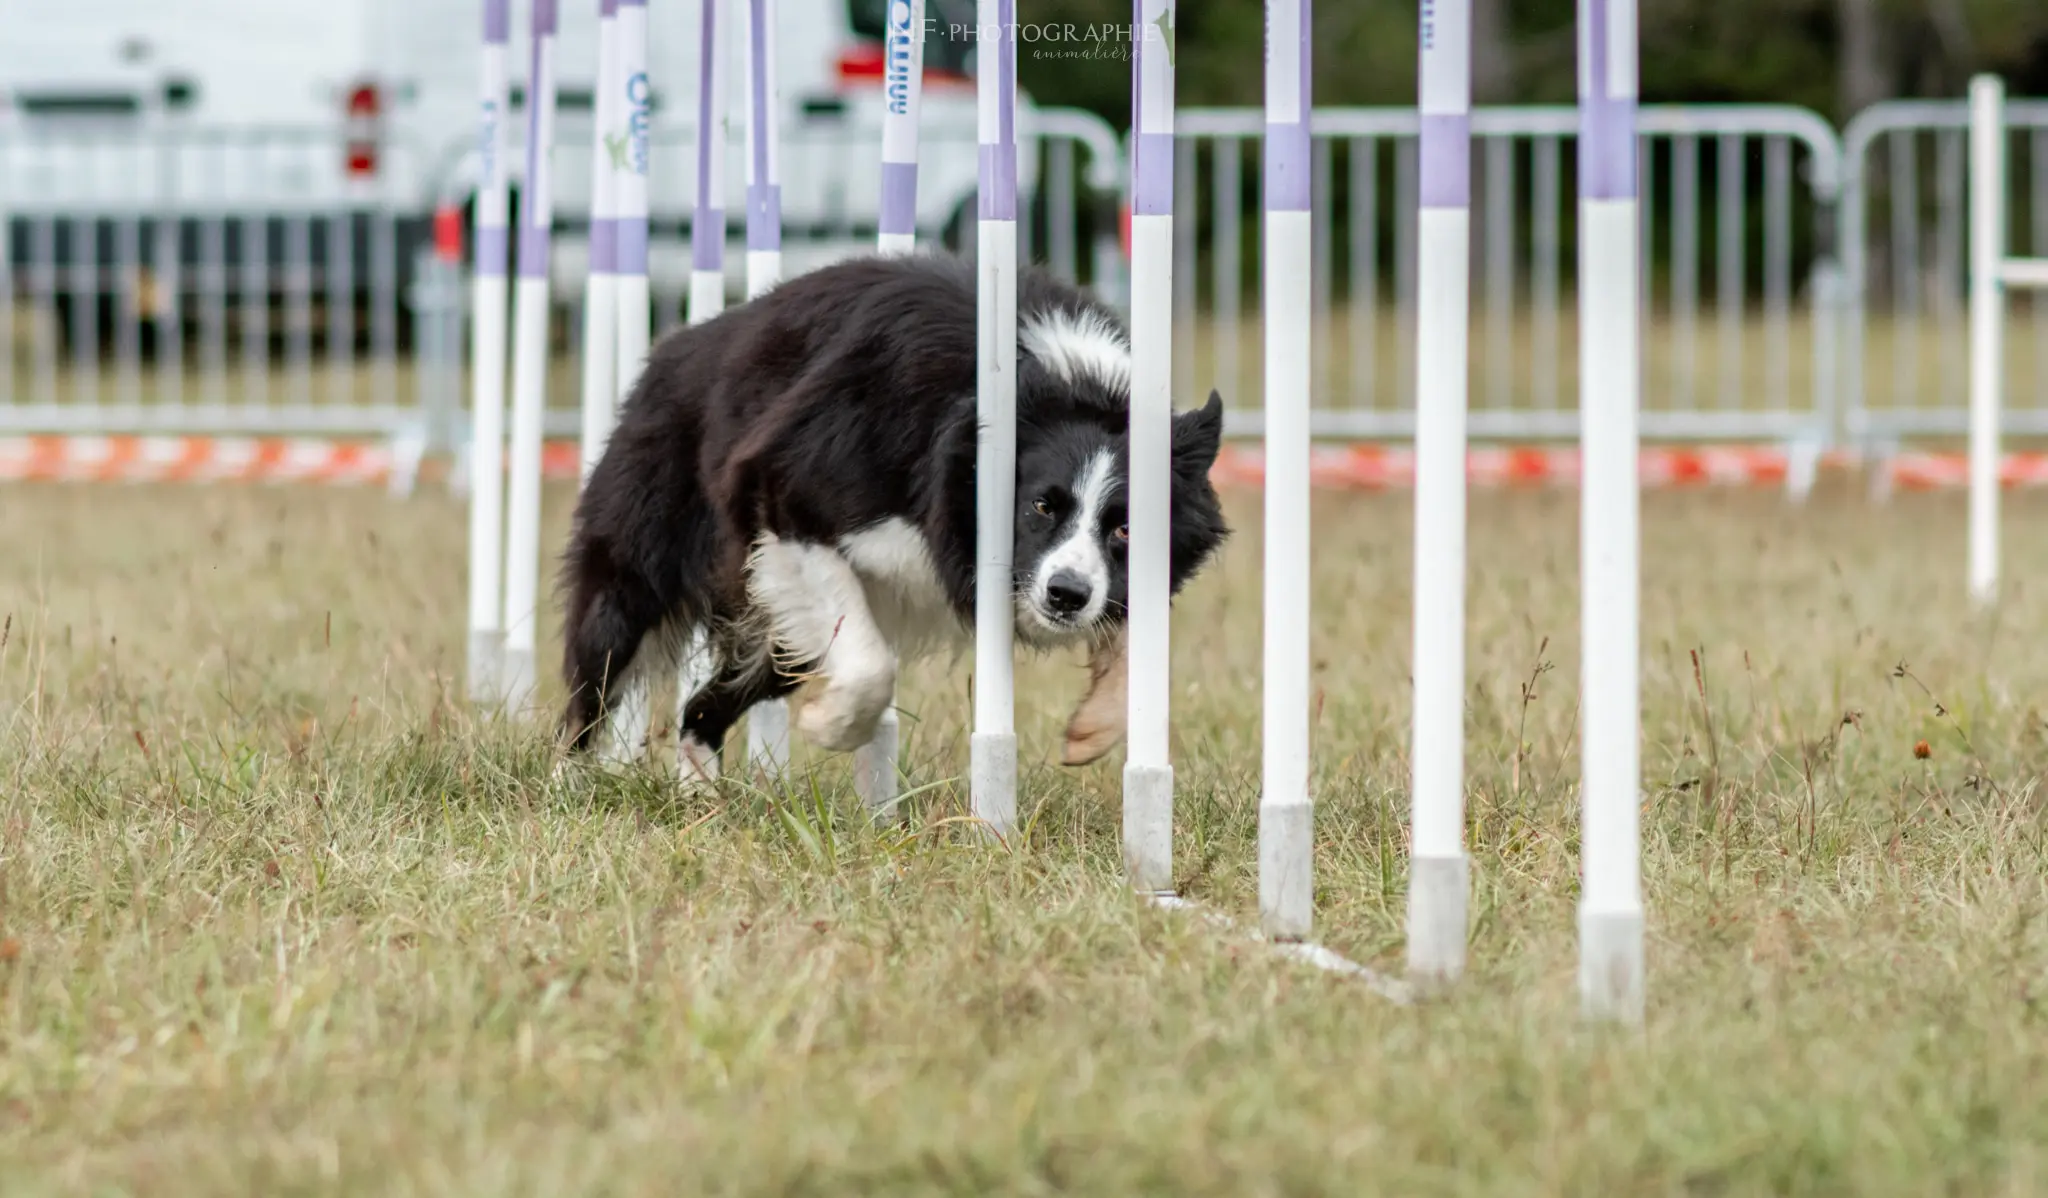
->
left=795, top=673, right=894, bottom=753
left=1061, top=635, right=1129, bottom=766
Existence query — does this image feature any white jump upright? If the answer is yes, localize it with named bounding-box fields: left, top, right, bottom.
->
left=578, top=0, right=620, bottom=484
left=466, top=0, right=514, bottom=704
left=501, top=0, right=561, bottom=714
left=972, top=0, right=1020, bottom=838
left=1405, top=0, right=1472, bottom=982
left=1123, top=0, right=1176, bottom=895
left=688, top=0, right=729, bottom=324
left=614, top=0, right=653, bottom=425
left=854, top=0, right=926, bottom=820
left=1575, top=0, right=1645, bottom=1024
left=1257, top=0, right=1314, bottom=940
left=742, top=0, right=794, bottom=777
left=1965, top=74, right=2048, bottom=608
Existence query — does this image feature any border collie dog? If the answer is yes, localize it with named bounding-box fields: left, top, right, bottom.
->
left=557, top=252, right=1228, bottom=780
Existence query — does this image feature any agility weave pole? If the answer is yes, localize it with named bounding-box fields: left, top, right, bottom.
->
left=741, top=0, right=795, bottom=779
left=852, top=0, right=930, bottom=823
left=1405, top=0, right=1474, bottom=986
left=499, top=0, right=561, bottom=716
left=465, top=0, right=514, bottom=706
left=578, top=0, right=620, bottom=486
left=971, top=0, right=1022, bottom=840
left=1123, top=0, right=1175, bottom=897
left=1575, top=0, right=1647, bottom=1023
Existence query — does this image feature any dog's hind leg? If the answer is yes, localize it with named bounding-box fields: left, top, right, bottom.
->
left=672, top=624, right=724, bottom=784
left=748, top=536, right=897, bottom=754
left=677, top=651, right=802, bottom=783
left=559, top=566, right=668, bottom=761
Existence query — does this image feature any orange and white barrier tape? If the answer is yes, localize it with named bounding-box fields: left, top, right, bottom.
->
left=2, top=434, right=2044, bottom=491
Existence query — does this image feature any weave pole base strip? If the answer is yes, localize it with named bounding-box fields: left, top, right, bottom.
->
left=1148, top=894, right=1415, bottom=1004
left=10, top=435, right=2048, bottom=491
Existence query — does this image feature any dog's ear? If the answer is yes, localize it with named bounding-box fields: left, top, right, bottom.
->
left=1172, top=390, right=1225, bottom=479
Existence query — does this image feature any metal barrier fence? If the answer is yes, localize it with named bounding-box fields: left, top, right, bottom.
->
left=7, top=99, right=2048, bottom=457
left=1843, top=99, right=2048, bottom=443
left=0, top=109, right=1125, bottom=448
left=1172, top=105, right=1844, bottom=448
left=0, top=125, right=430, bottom=436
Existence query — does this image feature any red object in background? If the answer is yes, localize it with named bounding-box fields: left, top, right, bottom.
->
left=1119, top=203, right=1132, bottom=258
left=834, top=44, right=970, bottom=88
left=345, top=80, right=382, bottom=178
left=433, top=204, right=463, bottom=262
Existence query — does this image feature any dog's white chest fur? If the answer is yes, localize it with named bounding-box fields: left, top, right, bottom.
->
left=836, top=517, right=966, bottom=659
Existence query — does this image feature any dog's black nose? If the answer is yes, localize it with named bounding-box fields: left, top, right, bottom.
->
left=1044, top=570, right=1093, bottom=616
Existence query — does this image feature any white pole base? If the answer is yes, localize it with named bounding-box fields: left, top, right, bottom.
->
left=688, top=269, right=725, bottom=326
left=970, top=730, right=1017, bottom=840
left=1121, top=762, right=1174, bottom=895
left=747, top=698, right=791, bottom=782
left=854, top=705, right=900, bottom=823
left=466, top=630, right=504, bottom=707
left=877, top=231, right=916, bottom=257
left=500, top=647, right=536, bottom=716
left=1404, top=852, right=1469, bottom=986
left=746, top=251, right=782, bottom=300
left=1258, top=798, right=1314, bottom=941
left=1578, top=905, right=1646, bottom=1024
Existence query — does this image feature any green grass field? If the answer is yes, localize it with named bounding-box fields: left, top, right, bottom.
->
left=4, top=479, right=2048, bottom=1194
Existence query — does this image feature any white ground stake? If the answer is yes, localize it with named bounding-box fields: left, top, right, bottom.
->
left=972, top=0, right=1019, bottom=838
left=614, top=0, right=652, bottom=439
left=1406, top=0, right=1472, bottom=983
left=742, top=0, right=793, bottom=778
left=466, top=0, right=513, bottom=704
left=578, top=0, right=620, bottom=485
left=1124, top=0, right=1175, bottom=896
left=501, top=0, right=561, bottom=715
left=1257, top=0, right=1313, bottom=941
left=1576, top=0, right=1645, bottom=1025
left=1967, top=74, right=2034, bottom=609
left=688, top=0, right=729, bottom=325
left=855, top=0, right=925, bottom=821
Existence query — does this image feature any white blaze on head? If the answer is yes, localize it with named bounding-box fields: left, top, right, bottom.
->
left=1028, top=448, right=1117, bottom=634
left=1021, top=307, right=1131, bottom=394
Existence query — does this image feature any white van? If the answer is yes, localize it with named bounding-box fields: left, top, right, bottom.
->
left=0, top=0, right=1037, bottom=341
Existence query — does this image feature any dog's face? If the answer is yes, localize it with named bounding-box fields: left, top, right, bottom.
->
left=1011, top=390, right=1228, bottom=645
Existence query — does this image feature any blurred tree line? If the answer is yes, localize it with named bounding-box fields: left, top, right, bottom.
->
left=1008, top=0, right=2048, bottom=124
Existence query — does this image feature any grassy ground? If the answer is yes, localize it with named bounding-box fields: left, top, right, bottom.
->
left=4, top=478, right=2048, bottom=1194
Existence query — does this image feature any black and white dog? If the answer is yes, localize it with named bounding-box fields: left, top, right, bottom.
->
left=557, top=251, right=1228, bottom=780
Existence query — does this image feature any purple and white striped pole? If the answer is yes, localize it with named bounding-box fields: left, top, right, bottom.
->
left=688, top=0, right=729, bottom=324
left=467, top=0, right=514, bottom=704
left=1406, top=0, right=1472, bottom=984
left=501, top=0, right=561, bottom=713
left=854, top=0, right=926, bottom=820
left=743, top=0, right=782, bottom=299
left=1123, top=0, right=1175, bottom=895
left=742, top=0, right=792, bottom=775
left=1257, top=0, right=1313, bottom=941
left=578, top=0, right=620, bottom=484
left=614, top=0, right=651, bottom=432
left=875, top=0, right=925, bottom=256
left=1576, top=0, right=1644, bottom=1024
left=971, top=0, right=1019, bottom=835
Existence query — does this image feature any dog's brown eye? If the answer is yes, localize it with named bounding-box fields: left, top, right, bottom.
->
left=1032, top=498, right=1053, bottom=517
left=1114, top=524, right=1129, bottom=542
